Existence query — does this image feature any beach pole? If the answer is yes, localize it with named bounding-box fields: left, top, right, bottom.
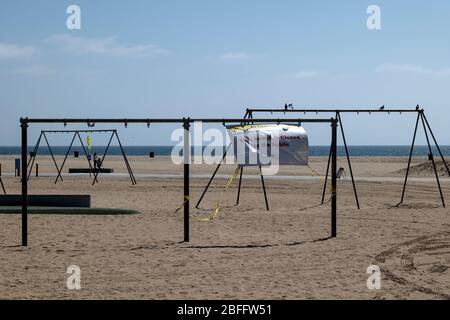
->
left=183, top=118, right=190, bottom=242
left=421, top=113, right=445, bottom=207
left=331, top=118, right=337, bottom=238
left=336, top=112, right=360, bottom=209
left=398, top=112, right=420, bottom=206
left=21, top=118, right=28, bottom=246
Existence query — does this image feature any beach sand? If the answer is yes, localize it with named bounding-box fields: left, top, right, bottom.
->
left=0, top=155, right=449, bottom=299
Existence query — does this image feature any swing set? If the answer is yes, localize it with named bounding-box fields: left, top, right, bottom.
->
left=241, top=105, right=450, bottom=208
left=27, top=129, right=136, bottom=185
left=18, top=117, right=338, bottom=246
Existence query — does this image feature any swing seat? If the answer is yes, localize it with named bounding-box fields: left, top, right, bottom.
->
left=68, top=168, right=114, bottom=173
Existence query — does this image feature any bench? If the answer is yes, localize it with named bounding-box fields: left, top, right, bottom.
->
left=68, top=168, right=114, bottom=173
left=0, top=195, right=91, bottom=208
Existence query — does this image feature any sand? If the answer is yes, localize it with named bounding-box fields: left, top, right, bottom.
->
left=0, top=155, right=449, bottom=299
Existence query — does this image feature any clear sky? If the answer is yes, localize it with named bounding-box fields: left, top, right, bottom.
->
left=1, top=1, right=450, bottom=146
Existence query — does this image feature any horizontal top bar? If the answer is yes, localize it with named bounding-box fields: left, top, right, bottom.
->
left=22, top=118, right=335, bottom=124
left=42, top=129, right=117, bottom=133
left=246, top=108, right=423, bottom=113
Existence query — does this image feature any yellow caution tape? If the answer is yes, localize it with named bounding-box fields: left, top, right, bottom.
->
left=199, top=167, right=241, bottom=221
left=306, top=164, right=337, bottom=205
left=173, top=195, right=190, bottom=214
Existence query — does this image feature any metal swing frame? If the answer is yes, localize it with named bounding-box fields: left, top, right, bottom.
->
left=26, top=129, right=137, bottom=185
left=19, top=117, right=338, bottom=246
left=241, top=106, right=449, bottom=208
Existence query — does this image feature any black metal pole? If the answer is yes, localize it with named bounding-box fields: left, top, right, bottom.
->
left=242, top=110, right=249, bottom=124
left=259, top=166, right=269, bottom=211
left=236, top=166, right=243, bottom=205
left=91, top=131, right=115, bottom=185
left=336, top=112, right=360, bottom=209
left=21, top=118, right=28, bottom=246
left=398, top=112, right=421, bottom=206
left=114, top=131, right=137, bottom=185
left=76, top=132, right=97, bottom=181
left=421, top=112, right=450, bottom=177
left=195, top=145, right=230, bottom=208
left=0, top=164, right=5, bottom=194
left=331, top=118, right=337, bottom=238
left=114, top=130, right=136, bottom=184
left=54, top=132, right=77, bottom=184
left=421, top=113, right=445, bottom=207
left=26, top=132, right=41, bottom=167
left=42, top=132, right=63, bottom=182
left=321, top=144, right=332, bottom=204
left=183, top=118, right=190, bottom=242
left=0, top=177, right=5, bottom=195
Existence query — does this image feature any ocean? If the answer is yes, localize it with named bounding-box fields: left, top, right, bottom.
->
left=0, top=145, right=449, bottom=157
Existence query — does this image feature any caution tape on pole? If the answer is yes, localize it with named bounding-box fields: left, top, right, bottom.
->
left=307, top=164, right=336, bottom=205
left=173, top=195, right=190, bottom=214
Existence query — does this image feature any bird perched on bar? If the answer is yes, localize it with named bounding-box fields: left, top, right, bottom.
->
left=284, top=103, right=294, bottom=110
left=379, top=105, right=385, bottom=110
left=416, top=105, right=420, bottom=110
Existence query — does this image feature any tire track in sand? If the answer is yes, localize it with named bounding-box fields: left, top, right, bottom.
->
left=373, top=231, right=450, bottom=299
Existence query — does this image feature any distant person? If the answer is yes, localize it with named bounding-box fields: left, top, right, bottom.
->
left=96, top=158, right=102, bottom=170
left=93, top=153, right=98, bottom=170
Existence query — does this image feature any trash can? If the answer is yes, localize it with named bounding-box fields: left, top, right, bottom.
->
left=149, top=152, right=155, bottom=158
left=74, top=151, right=80, bottom=158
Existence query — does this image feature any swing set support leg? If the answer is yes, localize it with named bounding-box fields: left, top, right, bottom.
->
left=337, top=112, right=360, bottom=209
left=236, top=166, right=243, bottom=205
left=259, top=166, right=269, bottom=211
left=422, top=112, right=450, bottom=177
left=0, top=176, right=5, bottom=195
left=397, top=111, right=420, bottom=206
left=26, top=132, right=42, bottom=181
left=54, top=132, right=77, bottom=184
left=195, top=146, right=230, bottom=209
left=42, top=132, right=63, bottom=183
left=321, top=144, right=332, bottom=204
left=91, top=131, right=115, bottom=186
left=114, top=131, right=137, bottom=185
left=421, top=113, right=445, bottom=207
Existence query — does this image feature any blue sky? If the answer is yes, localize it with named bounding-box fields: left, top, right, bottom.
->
left=1, top=0, right=450, bottom=146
